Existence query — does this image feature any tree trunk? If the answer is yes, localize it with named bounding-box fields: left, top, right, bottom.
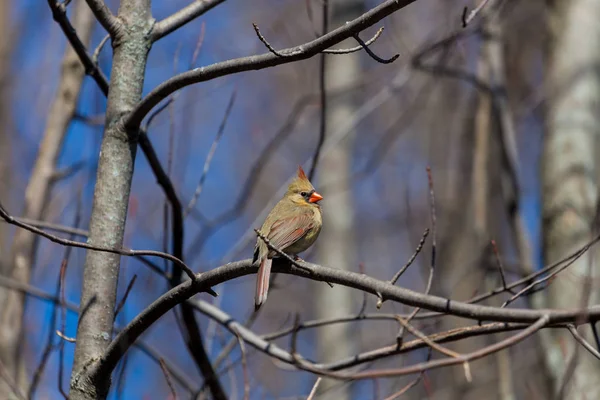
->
left=542, top=0, right=600, bottom=397
left=69, top=1, right=153, bottom=399
left=0, top=2, right=95, bottom=396
left=0, top=0, right=10, bottom=270
left=314, top=1, right=363, bottom=399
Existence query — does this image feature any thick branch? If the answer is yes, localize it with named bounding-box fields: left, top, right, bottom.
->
left=125, top=0, right=418, bottom=129
left=87, top=257, right=600, bottom=383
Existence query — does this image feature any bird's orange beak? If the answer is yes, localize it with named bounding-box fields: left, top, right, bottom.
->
left=309, top=191, right=323, bottom=203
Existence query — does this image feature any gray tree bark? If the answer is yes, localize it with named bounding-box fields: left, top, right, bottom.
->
left=315, top=1, right=363, bottom=399
left=69, top=1, right=153, bottom=399
left=0, top=2, right=95, bottom=396
left=542, top=0, right=600, bottom=397
left=0, top=0, right=10, bottom=269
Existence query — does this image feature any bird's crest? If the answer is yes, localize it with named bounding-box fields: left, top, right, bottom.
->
left=297, top=165, right=308, bottom=182
left=287, top=165, right=314, bottom=193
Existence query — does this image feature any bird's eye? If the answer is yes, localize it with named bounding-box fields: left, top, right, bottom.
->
left=300, top=191, right=307, bottom=197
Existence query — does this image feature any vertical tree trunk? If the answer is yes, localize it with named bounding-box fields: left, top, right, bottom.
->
left=69, top=1, right=153, bottom=399
left=542, top=0, right=600, bottom=397
left=315, top=1, right=363, bottom=399
left=0, top=0, right=10, bottom=269
left=0, top=2, right=95, bottom=395
left=0, top=1, right=17, bottom=398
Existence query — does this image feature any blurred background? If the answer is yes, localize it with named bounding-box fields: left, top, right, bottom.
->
left=1, top=0, right=598, bottom=399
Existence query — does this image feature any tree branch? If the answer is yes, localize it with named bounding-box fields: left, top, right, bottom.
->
left=124, top=0, right=418, bottom=129
left=83, top=0, right=122, bottom=37
left=151, top=0, right=227, bottom=42
left=84, top=254, right=600, bottom=385
left=48, top=0, right=109, bottom=95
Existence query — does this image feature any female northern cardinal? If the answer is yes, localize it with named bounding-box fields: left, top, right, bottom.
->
left=253, top=166, right=323, bottom=309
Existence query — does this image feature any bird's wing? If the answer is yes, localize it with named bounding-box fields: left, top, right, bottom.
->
left=267, top=212, right=315, bottom=253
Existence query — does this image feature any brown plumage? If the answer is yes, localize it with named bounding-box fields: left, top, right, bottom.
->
left=253, top=166, right=323, bottom=309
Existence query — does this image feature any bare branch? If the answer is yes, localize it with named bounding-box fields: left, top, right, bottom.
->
left=0, top=276, right=196, bottom=394
left=307, top=0, right=329, bottom=182
left=0, top=201, right=199, bottom=282
left=159, top=358, right=178, bottom=400
left=382, top=350, right=431, bottom=400
left=352, top=32, right=399, bottom=64
left=231, top=327, right=250, bottom=400
left=396, top=167, right=437, bottom=342
left=307, top=378, right=322, bottom=400
left=83, top=252, right=600, bottom=386
left=184, top=90, right=236, bottom=216
left=114, top=274, right=137, bottom=319
left=92, top=34, right=110, bottom=64
left=83, top=0, right=122, bottom=36
left=377, top=228, right=429, bottom=308
left=48, top=0, right=109, bottom=95
left=490, top=240, right=514, bottom=294
left=567, top=324, right=600, bottom=361
left=462, top=0, right=492, bottom=27
left=291, top=315, right=549, bottom=380
left=323, top=27, right=384, bottom=54
left=151, top=0, right=226, bottom=42
left=124, top=0, right=419, bottom=129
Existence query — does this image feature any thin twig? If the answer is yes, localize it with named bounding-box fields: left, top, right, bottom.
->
left=308, top=0, right=329, bottom=181
left=391, top=229, right=429, bottom=286
left=352, top=32, right=399, bottom=64
left=0, top=201, right=198, bottom=281
left=0, top=275, right=195, bottom=393
left=490, top=240, right=514, bottom=293
left=56, top=331, right=76, bottom=343
left=462, top=0, right=492, bottom=27
left=126, top=0, right=418, bottom=128
left=307, top=377, right=322, bottom=400
left=252, top=23, right=290, bottom=57
left=395, top=316, right=471, bottom=381
left=190, top=22, right=207, bottom=68
left=114, top=275, right=138, bottom=319
left=92, top=34, right=110, bottom=64
left=324, top=27, right=384, bottom=54
left=566, top=324, right=600, bottom=361
left=382, top=349, right=431, bottom=400
left=30, top=194, right=82, bottom=399
left=377, top=228, right=429, bottom=309
left=159, top=358, right=178, bottom=400
left=397, top=167, right=437, bottom=342
left=501, top=252, right=583, bottom=308
left=151, top=0, right=225, bottom=42
left=232, top=327, right=250, bottom=400
left=47, top=0, right=109, bottom=95
left=395, top=316, right=460, bottom=359
left=143, top=98, right=174, bottom=131
left=185, top=90, right=236, bottom=216
left=290, top=316, right=549, bottom=380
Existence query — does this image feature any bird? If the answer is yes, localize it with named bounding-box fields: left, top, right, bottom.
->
left=253, top=165, right=324, bottom=309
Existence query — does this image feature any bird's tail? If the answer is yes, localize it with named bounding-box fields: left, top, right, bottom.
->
left=255, top=257, right=272, bottom=310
